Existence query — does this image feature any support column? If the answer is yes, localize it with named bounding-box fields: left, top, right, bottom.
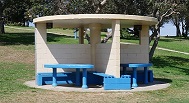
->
left=140, top=25, right=149, bottom=45
left=35, top=23, right=47, bottom=83
left=89, top=23, right=101, bottom=69
left=35, top=23, right=47, bottom=82
left=139, top=25, right=150, bottom=62
left=35, top=23, right=47, bottom=44
left=79, top=27, right=84, bottom=44
left=106, top=20, right=120, bottom=78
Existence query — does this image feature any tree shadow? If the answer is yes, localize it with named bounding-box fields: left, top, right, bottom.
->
left=0, top=33, right=35, bottom=45
left=0, top=32, right=74, bottom=45
left=165, top=36, right=189, bottom=39
left=158, top=38, right=175, bottom=42
left=47, top=33, right=74, bottom=42
left=159, top=36, right=189, bottom=42
left=152, top=56, right=189, bottom=75
left=154, top=78, right=172, bottom=83
left=138, top=78, right=172, bottom=87
left=122, top=36, right=139, bottom=40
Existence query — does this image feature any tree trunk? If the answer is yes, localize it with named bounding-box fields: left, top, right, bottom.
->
left=25, top=21, right=29, bottom=27
left=149, top=28, right=160, bottom=61
left=176, top=25, right=181, bottom=37
left=185, top=26, right=189, bottom=37
left=0, top=20, right=5, bottom=34
left=181, top=20, right=185, bottom=36
left=184, top=17, right=189, bottom=37
left=149, top=37, right=160, bottom=61
left=101, top=32, right=112, bottom=43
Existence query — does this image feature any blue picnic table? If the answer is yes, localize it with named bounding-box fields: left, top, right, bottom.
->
left=120, top=63, right=152, bottom=88
left=44, top=64, right=94, bottom=89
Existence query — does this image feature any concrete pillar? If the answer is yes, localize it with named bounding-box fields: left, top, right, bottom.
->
left=35, top=23, right=47, bottom=74
left=140, top=25, right=149, bottom=45
left=140, top=25, right=150, bottom=62
left=79, top=27, right=84, bottom=44
left=106, top=20, right=120, bottom=78
left=112, top=20, right=120, bottom=78
left=89, top=23, right=101, bottom=69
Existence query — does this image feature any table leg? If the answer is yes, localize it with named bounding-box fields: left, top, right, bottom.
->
left=132, top=67, right=138, bottom=88
left=52, top=68, right=57, bottom=87
left=82, top=68, right=88, bottom=89
left=144, top=67, right=148, bottom=84
left=76, top=69, right=80, bottom=86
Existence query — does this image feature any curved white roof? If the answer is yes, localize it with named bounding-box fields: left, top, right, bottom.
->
left=33, top=14, right=158, bottom=28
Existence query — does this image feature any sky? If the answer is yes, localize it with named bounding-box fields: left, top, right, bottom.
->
left=160, top=22, right=176, bottom=36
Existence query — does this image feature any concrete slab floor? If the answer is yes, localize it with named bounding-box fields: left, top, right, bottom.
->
left=25, top=80, right=170, bottom=92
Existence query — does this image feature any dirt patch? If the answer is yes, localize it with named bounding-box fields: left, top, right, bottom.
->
left=1, top=90, right=142, bottom=103
left=0, top=46, right=34, bottom=64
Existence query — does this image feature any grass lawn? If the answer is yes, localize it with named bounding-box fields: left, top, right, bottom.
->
left=0, top=26, right=189, bottom=103
left=121, top=36, right=189, bottom=53
left=157, top=36, right=189, bottom=53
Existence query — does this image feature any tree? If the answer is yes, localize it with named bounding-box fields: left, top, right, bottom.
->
left=148, top=0, right=184, bottom=60
left=0, top=0, right=5, bottom=34
left=3, top=0, right=32, bottom=26
left=169, top=0, right=188, bottom=37
left=185, top=1, right=189, bottom=37
left=26, top=0, right=55, bottom=19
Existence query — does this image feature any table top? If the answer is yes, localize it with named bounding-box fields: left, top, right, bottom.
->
left=120, top=63, right=152, bottom=68
left=33, top=14, right=158, bottom=28
left=44, top=64, right=94, bottom=69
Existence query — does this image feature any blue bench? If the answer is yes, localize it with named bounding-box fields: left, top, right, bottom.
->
left=92, top=73, right=115, bottom=85
left=36, top=72, right=74, bottom=86
left=93, top=73, right=115, bottom=78
left=104, top=75, right=131, bottom=90
left=93, top=73, right=131, bottom=90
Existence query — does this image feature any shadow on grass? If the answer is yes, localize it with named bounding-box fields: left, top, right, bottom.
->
left=138, top=78, right=172, bottom=87
left=47, top=33, right=74, bottom=42
left=164, top=36, right=189, bottom=39
left=152, top=56, right=189, bottom=75
left=158, top=38, right=175, bottom=42
left=0, top=32, right=74, bottom=45
left=159, top=36, right=189, bottom=42
left=154, top=78, right=172, bottom=83
left=121, top=36, right=139, bottom=40
left=0, top=33, right=35, bottom=45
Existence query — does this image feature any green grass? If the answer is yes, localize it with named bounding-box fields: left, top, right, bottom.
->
left=121, top=36, right=139, bottom=44
left=1, top=26, right=189, bottom=103
left=47, top=33, right=89, bottom=44
left=121, top=36, right=189, bottom=53
left=47, top=28, right=74, bottom=35
left=157, top=36, right=189, bottom=53
left=0, top=62, right=35, bottom=96
left=148, top=49, right=189, bottom=102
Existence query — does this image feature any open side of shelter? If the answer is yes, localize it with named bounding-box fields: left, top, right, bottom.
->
left=34, top=14, right=157, bottom=90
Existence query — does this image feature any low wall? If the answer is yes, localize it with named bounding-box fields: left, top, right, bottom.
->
left=120, top=44, right=149, bottom=63
left=36, top=43, right=149, bottom=74
left=96, top=44, right=113, bottom=73
left=36, top=44, right=91, bottom=73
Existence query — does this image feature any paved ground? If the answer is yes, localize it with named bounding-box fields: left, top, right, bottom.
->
left=25, top=80, right=170, bottom=92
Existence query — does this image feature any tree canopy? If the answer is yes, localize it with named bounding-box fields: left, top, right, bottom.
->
left=0, top=0, right=189, bottom=59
